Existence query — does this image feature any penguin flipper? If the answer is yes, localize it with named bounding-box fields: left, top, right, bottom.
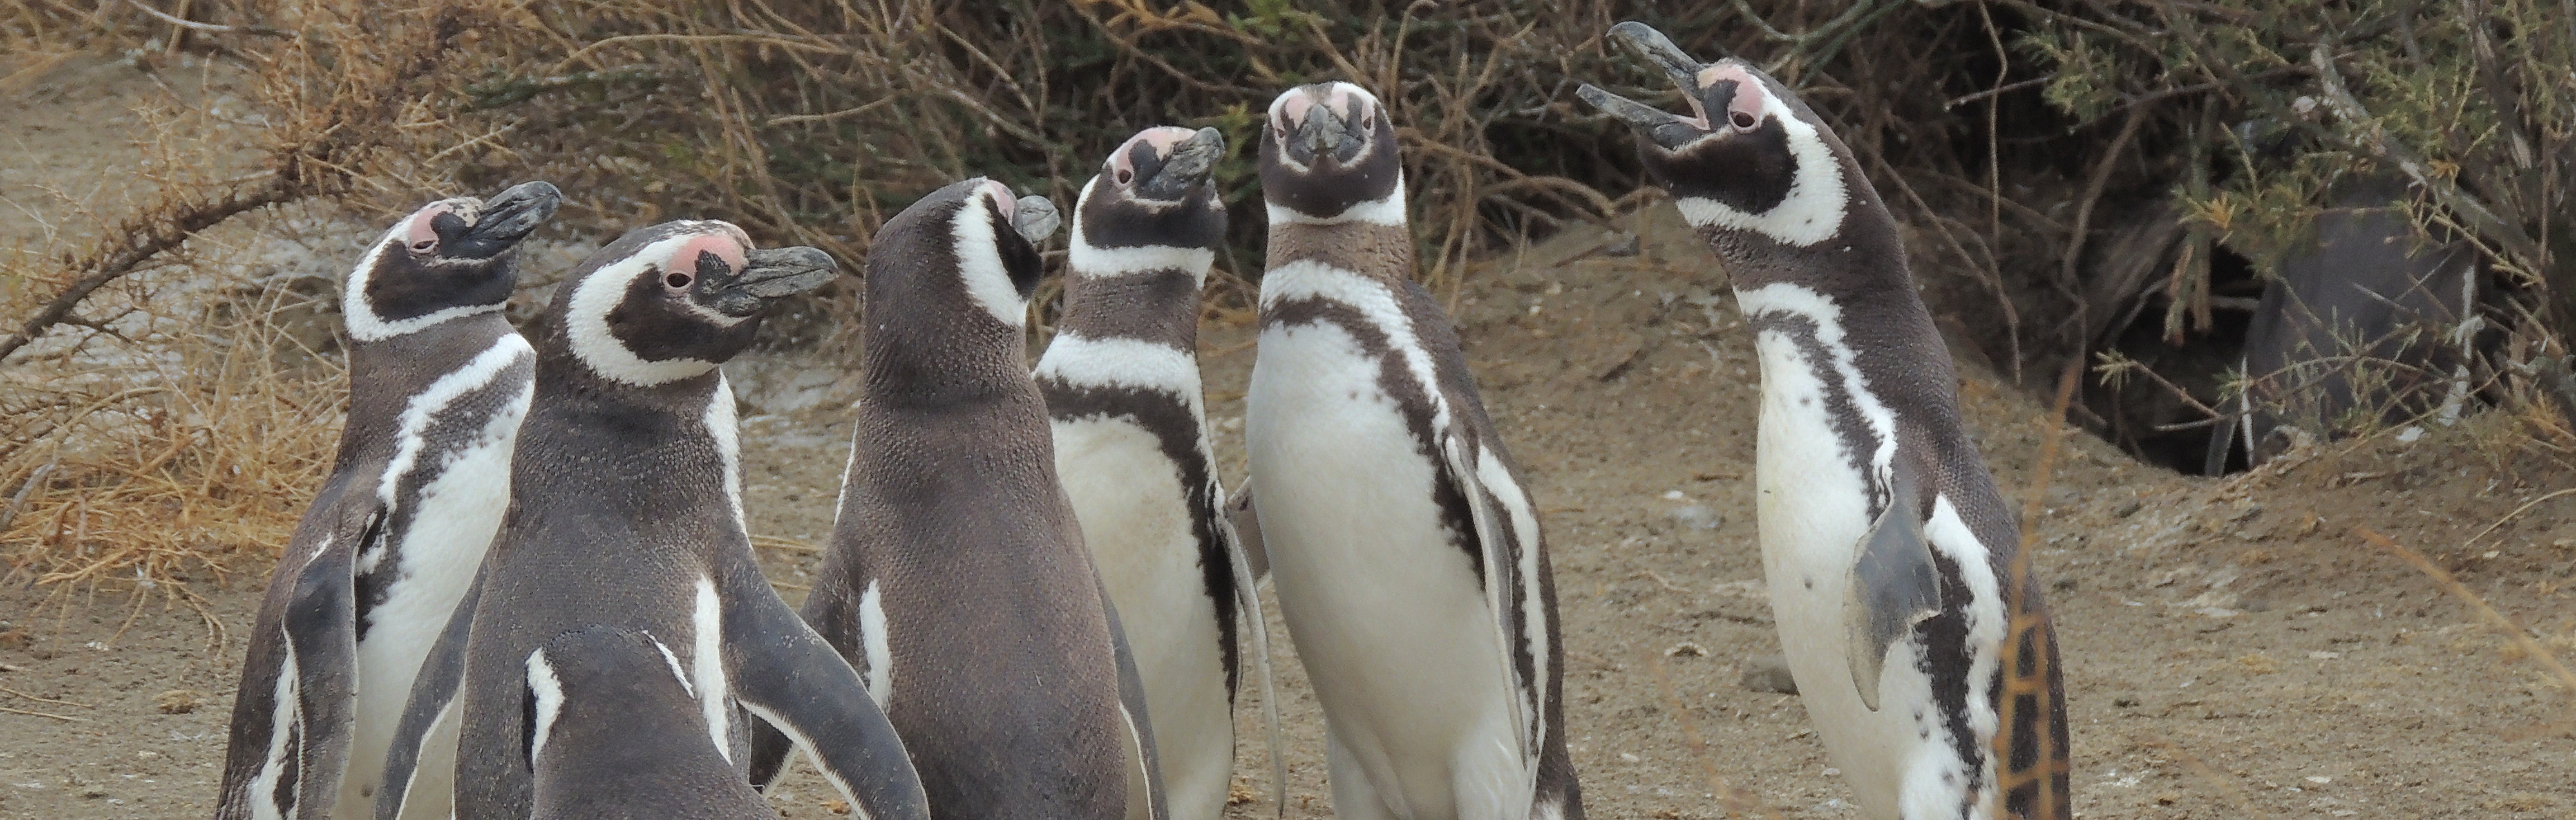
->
left=1842, top=486, right=1943, bottom=713
left=372, top=563, right=483, bottom=820
left=1224, top=480, right=1267, bottom=581
left=279, top=516, right=367, bottom=820
left=215, top=485, right=365, bottom=820
left=1096, top=578, right=1171, bottom=820
left=1214, top=493, right=1287, bottom=818
left=724, top=582, right=929, bottom=820
left=1436, top=434, right=1542, bottom=759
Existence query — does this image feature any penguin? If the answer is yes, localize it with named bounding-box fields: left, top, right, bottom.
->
left=1246, top=82, right=1581, bottom=820
left=1034, top=126, right=1284, bottom=820
left=751, top=178, right=1164, bottom=820
left=1578, top=22, right=2073, bottom=820
left=216, top=180, right=560, bottom=820
left=366, top=221, right=929, bottom=820
left=523, top=626, right=773, bottom=820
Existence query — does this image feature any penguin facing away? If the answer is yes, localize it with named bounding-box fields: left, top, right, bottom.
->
left=216, top=181, right=560, bottom=820
left=1579, top=23, right=2072, bottom=820
left=367, top=222, right=927, bottom=820
left=1036, top=126, right=1285, bottom=820
left=749, top=178, right=1166, bottom=820
left=1247, top=82, right=1581, bottom=820
left=523, top=626, right=774, bottom=820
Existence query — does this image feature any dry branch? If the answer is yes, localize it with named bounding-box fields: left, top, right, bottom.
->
left=0, top=177, right=293, bottom=363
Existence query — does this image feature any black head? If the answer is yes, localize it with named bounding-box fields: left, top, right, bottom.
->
left=546, top=220, right=839, bottom=387
left=1258, top=82, right=1405, bottom=226
left=869, top=177, right=1058, bottom=332
left=1578, top=22, right=1858, bottom=249
left=344, top=180, right=562, bottom=341
left=1072, top=126, right=1228, bottom=278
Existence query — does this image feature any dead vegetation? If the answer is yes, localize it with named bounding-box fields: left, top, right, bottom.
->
left=1, top=3, right=2570, bottom=586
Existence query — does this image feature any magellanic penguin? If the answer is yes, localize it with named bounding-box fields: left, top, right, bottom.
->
left=216, top=181, right=560, bottom=820
left=522, top=626, right=774, bottom=820
left=367, top=222, right=929, bottom=820
left=751, top=178, right=1165, bottom=820
left=1035, top=126, right=1284, bottom=820
left=1579, top=23, right=2072, bottom=820
left=1247, top=82, right=1581, bottom=820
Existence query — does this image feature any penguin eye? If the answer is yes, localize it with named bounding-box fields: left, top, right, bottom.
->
left=1730, top=111, right=1759, bottom=130
left=409, top=239, right=436, bottom=253
left=1116, top=168, right=1134, bottom=185
left=1358, top=112, right=1376, bottom=131
left=664, top=270, right=693, bottom=289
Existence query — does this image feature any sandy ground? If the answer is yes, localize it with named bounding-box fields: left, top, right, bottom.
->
left=6, top=53, right=2574, bottom=820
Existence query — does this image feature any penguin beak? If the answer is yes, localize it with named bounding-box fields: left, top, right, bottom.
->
left=1577, top=22, right=1722, bottom=151
left=705, top=246, right=837, bottom=318
left=1275, top=85, right=1366, bottom=166
left=1009, top=194, right=1061, bottom=244
left=443, top=181, right=564, bottom=260
left=1130, top=127, right=1225, bottom=201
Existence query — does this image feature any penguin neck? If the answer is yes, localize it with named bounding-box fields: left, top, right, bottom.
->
left=531, top=337, right=727, bottom=421
left=336, top=311, right=519, bottom=464
left=1262, top=219, right=1412, bottom=286
left=1713, top=196, right=1993, bottom=507
left=855, top=311, right=1033, bottom=409
left=1052, top=268, right=1203, bottom=352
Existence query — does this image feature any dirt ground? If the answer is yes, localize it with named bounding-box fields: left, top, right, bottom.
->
left=6, top=54, right=2574, bottom=820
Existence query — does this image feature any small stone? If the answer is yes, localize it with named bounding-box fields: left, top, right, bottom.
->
left=1597, top=233, right=1642, bottom=257
left=2113, top=500, right=2143, bottom=518
left=820, top=798, right=852, bottom=815
left=80, top=786, right=107, bottom=799
left=1664, top=642, right=1707, bottom=658
left=1667, top=505, right=1722, bottom=531
left=1738, top=655, right=1798, bottom=694
left=154, top=689, right=203, bottom=715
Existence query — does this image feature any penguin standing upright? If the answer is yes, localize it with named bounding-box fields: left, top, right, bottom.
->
left=1245, top=82, right=1581, bottom=820
left=1035, top=126, right=1281, bottom=820
left=522, top=626, right=774, bottom=820
left=765, top=178, right=1163, bottom=820
left=1579, top=23, right=2072, bottom=820
left=216, top=181, right=560, bottom=820
left=366, top=222, right=927, bottom=820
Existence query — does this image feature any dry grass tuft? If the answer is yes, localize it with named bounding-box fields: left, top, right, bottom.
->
left=1, top=279, right=344, bottom=605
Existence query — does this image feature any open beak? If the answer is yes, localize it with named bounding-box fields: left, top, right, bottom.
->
left=1576, top=22, right=1718, bottom=150
left=1135, top=127, right=1225, bottom=201
left=447, top=181, right=564, bottom=260
left=708, top=246, right=837, bottom=317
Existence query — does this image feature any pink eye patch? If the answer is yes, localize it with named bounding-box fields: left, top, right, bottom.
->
left=1697, top=64, right=1769, bottom=128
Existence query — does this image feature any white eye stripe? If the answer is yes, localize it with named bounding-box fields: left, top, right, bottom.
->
left=951, top=197, right=1030, bottom=329
left=562, top=228, right=744, bottom=385
left=1670, top=89, right=1846, bottom=247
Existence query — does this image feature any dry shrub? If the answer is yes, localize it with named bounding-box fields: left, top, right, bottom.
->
left=0, top=280, right=343, bottom=604
left=1, top=0, right=522, bottom=593
left=6, top=1, right=2573, bottom=590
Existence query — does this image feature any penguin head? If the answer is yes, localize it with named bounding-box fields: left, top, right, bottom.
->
left=1259, top=82, right=1405, bottom=226
left=870, top=177, right=1057, bottom=332
left=1072, top=127, right=1227, bottom=279
left=345, top=180, right=562, bottom=341
left=1579, top=22, right=1857, bottom=250
left=549, top=220, right=838, bottom=387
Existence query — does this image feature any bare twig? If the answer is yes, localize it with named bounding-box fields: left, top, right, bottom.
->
left=0, top=177, right=297, bottom=364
